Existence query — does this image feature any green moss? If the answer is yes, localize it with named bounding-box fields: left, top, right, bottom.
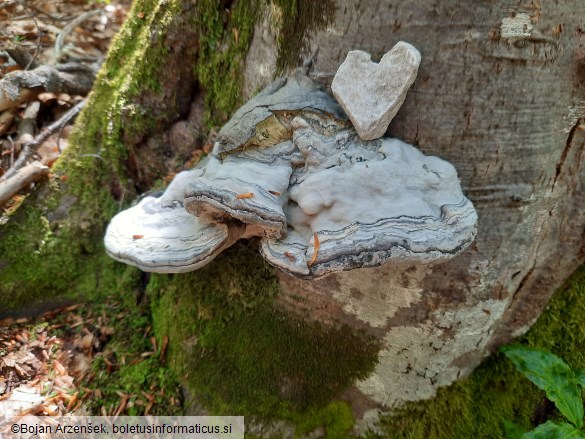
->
left=295, top=401, right=355, bottom=439
left=272, top=0, right=337, bottom=74
left=377, top=264, right=585, bottom=439
left=0, top=0, right=210, bottom=312
left=149, top=244, right=380, bottom=423
left=0, top=184, right=138, bottom=311
left=193, top=0, right=262, bottom=126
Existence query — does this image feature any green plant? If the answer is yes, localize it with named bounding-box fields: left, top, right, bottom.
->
left=501, top=345, right=585, bottom=438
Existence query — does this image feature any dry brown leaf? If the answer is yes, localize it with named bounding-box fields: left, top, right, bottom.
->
left=37, top=92, right=57, bottom=103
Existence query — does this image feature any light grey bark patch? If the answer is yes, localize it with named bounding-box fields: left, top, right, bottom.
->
left=500, top=13, right=533, bottom=39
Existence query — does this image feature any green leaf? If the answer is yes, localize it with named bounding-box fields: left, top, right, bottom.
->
left=575, top=370, right=585, bottom=389
left=523, top=421, right=583, bottom=438
left=503, top=419, right=526, bottom=439
left=501, top=345, right=584, bottom=428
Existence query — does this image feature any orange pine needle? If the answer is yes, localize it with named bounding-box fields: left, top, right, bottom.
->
left=307, top=233, right=319, bottom=267
left=236, top=192, right=254, bottom=199
left=284, top=251, right=296, bottom=261
left=268, top=190, right=281, bottom=196
left=132, top=235, right=144, bottom=240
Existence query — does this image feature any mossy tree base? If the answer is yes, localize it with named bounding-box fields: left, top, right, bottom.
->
left=148, top=244, right=379, bottom=420
left=0, top=0, right=375, bottom=434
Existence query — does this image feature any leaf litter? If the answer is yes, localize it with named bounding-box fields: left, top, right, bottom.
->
left=0, top=298, right=181, bottom=417
left=0, top=0, right=130, bottom=217
left=0, top=0, right=184, bottom=419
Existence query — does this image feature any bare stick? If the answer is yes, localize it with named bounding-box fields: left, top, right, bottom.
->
left=1, top=100, right=85, bottom=181
left=0, top=161, right=49, bottom=207
left=5, top=42, right=40, bottom=70
left=54, top=9, right=103, bottom=62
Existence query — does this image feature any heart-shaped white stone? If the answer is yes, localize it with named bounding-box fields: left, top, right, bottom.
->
left=332, top=42, right=421, bottom=141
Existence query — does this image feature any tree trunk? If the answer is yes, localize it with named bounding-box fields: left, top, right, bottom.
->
left=1, top=0, right=584, bottom=431
left=244, top=0, right=585, bottom=409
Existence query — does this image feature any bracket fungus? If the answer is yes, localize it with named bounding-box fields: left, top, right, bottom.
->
left=105, top=43, right=478, bottom=279
left=104, top=168, right=242, bottom=273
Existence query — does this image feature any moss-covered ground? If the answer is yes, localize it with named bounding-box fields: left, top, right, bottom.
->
left=78, top=291, right=183, bottom=417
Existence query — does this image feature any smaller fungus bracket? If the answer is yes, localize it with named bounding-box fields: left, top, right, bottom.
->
left=216, top=71, right=348, bottom=159
left=104, top=169, right=243, bottom=273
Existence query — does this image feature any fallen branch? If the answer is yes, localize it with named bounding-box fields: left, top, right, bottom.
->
left=0, top=64, right=95, bottom=112
left=1, top=99, right=85, bottom=181
left=0, top=161, right=49, bottom=207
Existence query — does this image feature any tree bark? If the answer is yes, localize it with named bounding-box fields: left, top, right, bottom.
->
left=243, top=0, right=585, bottom=408
left=0, top=0, right=584, bottom=425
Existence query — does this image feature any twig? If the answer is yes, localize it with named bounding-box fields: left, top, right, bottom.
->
left=1, top=100, right=85, bottom=181
left=30, top=6, right=76, bottom=23
left=55, top=9, right=103, bottom=62
left=0, top=161, right=49, bottom=207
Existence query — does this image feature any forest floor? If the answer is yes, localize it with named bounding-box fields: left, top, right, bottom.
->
left=0, top=0, right=128, bottom=218
left=0, top=0, right=183, bottom=418
left=0, top=295, right=182, bottom=417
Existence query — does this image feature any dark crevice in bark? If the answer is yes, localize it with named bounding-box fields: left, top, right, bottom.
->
left=553, top=117, right=583, bottom=190
left=275, top=0, right=337, bottom=73
left=513, top=265, right=535, bottom=303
